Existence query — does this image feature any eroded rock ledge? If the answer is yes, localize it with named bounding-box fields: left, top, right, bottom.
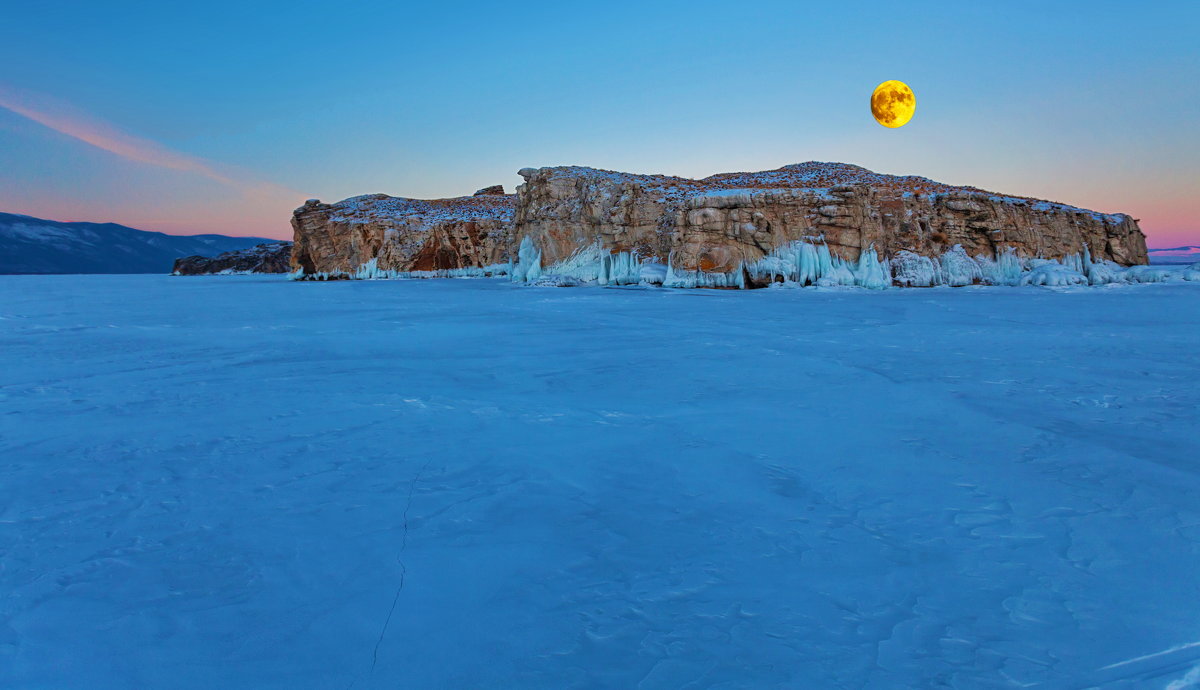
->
left=290, top=192, right=514, bottom=280
left=173, top=242, right=292, bottom=275
left=290, top=163, right=1149, bottom=287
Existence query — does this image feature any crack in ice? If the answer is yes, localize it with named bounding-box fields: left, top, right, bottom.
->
left=1098, top=641, right=1200, bottom=671
left=370, top=458, right=434, bottom=675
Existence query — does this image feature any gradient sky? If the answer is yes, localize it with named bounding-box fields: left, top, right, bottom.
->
left=1, top=1, right=1196, bottom=245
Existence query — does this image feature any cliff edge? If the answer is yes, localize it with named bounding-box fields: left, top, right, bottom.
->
left=289, top=164, right=1148, bottom=288
left=173, top=242, right=292, bottom=275
left=290, top=191, right=514, bottom=279
left=511, top=162, right=1147, bottom=288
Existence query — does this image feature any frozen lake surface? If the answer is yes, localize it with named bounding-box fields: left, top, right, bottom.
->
left=2, top=275, right=1199, bottom=688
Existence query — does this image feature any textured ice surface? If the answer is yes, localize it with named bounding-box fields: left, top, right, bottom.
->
left=508, top=239, right=1166, bottom=290
left=2, top=275, right=1200, bottom=688
left=1125, top=265, right=1178, bottom=283
left=891, top=250, right=939, bottom=287
left=662, top=262, right=746, bottom=288
left=1021, top=260, right=1090, bottom=286
left=287, top=258, right=509, bottom=281
left=938, top=245, right=985, bottom=286
left=976, top=247, right=1029, bottom=286
left=1087, top=259, right=1129, bottom=285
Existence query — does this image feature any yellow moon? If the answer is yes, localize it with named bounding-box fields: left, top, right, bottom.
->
left=871, top=80, right=916, bottom=128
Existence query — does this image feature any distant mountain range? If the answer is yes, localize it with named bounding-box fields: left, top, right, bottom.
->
left=1147, top=246, right=1200, bottom=264
left=0, top=212, right=279, bottom=274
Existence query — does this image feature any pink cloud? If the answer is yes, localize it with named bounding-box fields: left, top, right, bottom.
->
left=0, top=84, right=307, bottom=214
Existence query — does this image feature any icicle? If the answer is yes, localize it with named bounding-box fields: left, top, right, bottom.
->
left=892, top=250, right=938, bottom=287
left=1124, top=265, right=1176, bottom=283
left=852, top=247, right=891, bottom=289
left=1020, top=260, right=1088, bottom=286
left=511, top=236, right=543, bottom=283
left=973, top=246, right=1026, bottom=286
left=663, top=257, right=746, bottom=288
left=938, top=245, right=983, bottom=286
left=741, top=238, right=846, bottom=286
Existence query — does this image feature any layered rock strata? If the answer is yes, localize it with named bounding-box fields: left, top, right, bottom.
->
left=287, top=163, right=1147, bottom=288
left=172, top=242, right=292, bottom=275
left=289, top=192, right=515, bottom=279
left=510, top=162, right=1147, bottom=288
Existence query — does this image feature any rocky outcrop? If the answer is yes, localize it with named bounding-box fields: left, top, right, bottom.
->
left=172, top=242, right=292, bottom=275
left=510, top=162, right=1148, bottom=288
left=289, top=193, right=515, bottom=279
left=286, top=163, right=1148, bottom=288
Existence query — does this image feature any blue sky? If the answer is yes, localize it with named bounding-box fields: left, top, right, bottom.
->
left=1, top=0, right=1196, bottom=243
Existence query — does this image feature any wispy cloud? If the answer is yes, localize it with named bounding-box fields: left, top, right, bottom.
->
left=0, top=84, right=304, bottom=198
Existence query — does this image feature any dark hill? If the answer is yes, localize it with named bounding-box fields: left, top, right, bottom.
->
left=0, top=212, right=279, bottom=274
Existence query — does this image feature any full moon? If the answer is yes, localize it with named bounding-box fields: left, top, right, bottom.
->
left=871, top=80, right=916, bottom=128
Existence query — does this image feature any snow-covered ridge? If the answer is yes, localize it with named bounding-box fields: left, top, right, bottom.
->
left=703, top=162, right=970, bottom=195
left=322, top=193, right=516, bottom=225
left=1148, top=245, right=1200, bottom=263
left=0, top=211, right=277, bottom=275
left=522, top=162, right=1130, bottom=221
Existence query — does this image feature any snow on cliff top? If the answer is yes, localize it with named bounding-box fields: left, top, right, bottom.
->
left=531, top=161, right=984, bottom=196
left=531, top=162, right=1130, bottom=222
left=312, top=162, right=1130, bottom=224
left=318, top=193, right=516, bottom=224
left=702, top=162, right=968, bottom=194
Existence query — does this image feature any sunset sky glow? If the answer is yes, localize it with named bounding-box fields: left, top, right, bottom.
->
left=1, top=0, right=1196, bottom=245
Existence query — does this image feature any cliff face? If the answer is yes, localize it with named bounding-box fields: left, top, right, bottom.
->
left=172, top=242, right=292, bottom=275
left=287, top=163, right=1147, bottom=288
left=511, top=163, right=1148, bottom=287
left=290, top=192, right=514, bottom=279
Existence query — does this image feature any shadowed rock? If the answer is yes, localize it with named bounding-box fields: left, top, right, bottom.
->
left=511, top=162, right=1147, bottom=287
left=289, top=194, right=514, bottom=280
left=172, top=242, right=292, bottom=275
left=286, top=162, right=1148, bottom=287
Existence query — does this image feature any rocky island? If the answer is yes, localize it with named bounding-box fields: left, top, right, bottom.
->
left=289, top=186, right=514, bottom=279
left=289, top=162, right=1151, bottom=288
left=173, top=241, right=293, bottom=275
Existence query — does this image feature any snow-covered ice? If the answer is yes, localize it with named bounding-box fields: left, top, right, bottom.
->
left=2, top=275, right=1199, bottom=688
left=512, top=240, right=1189, bottom=292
